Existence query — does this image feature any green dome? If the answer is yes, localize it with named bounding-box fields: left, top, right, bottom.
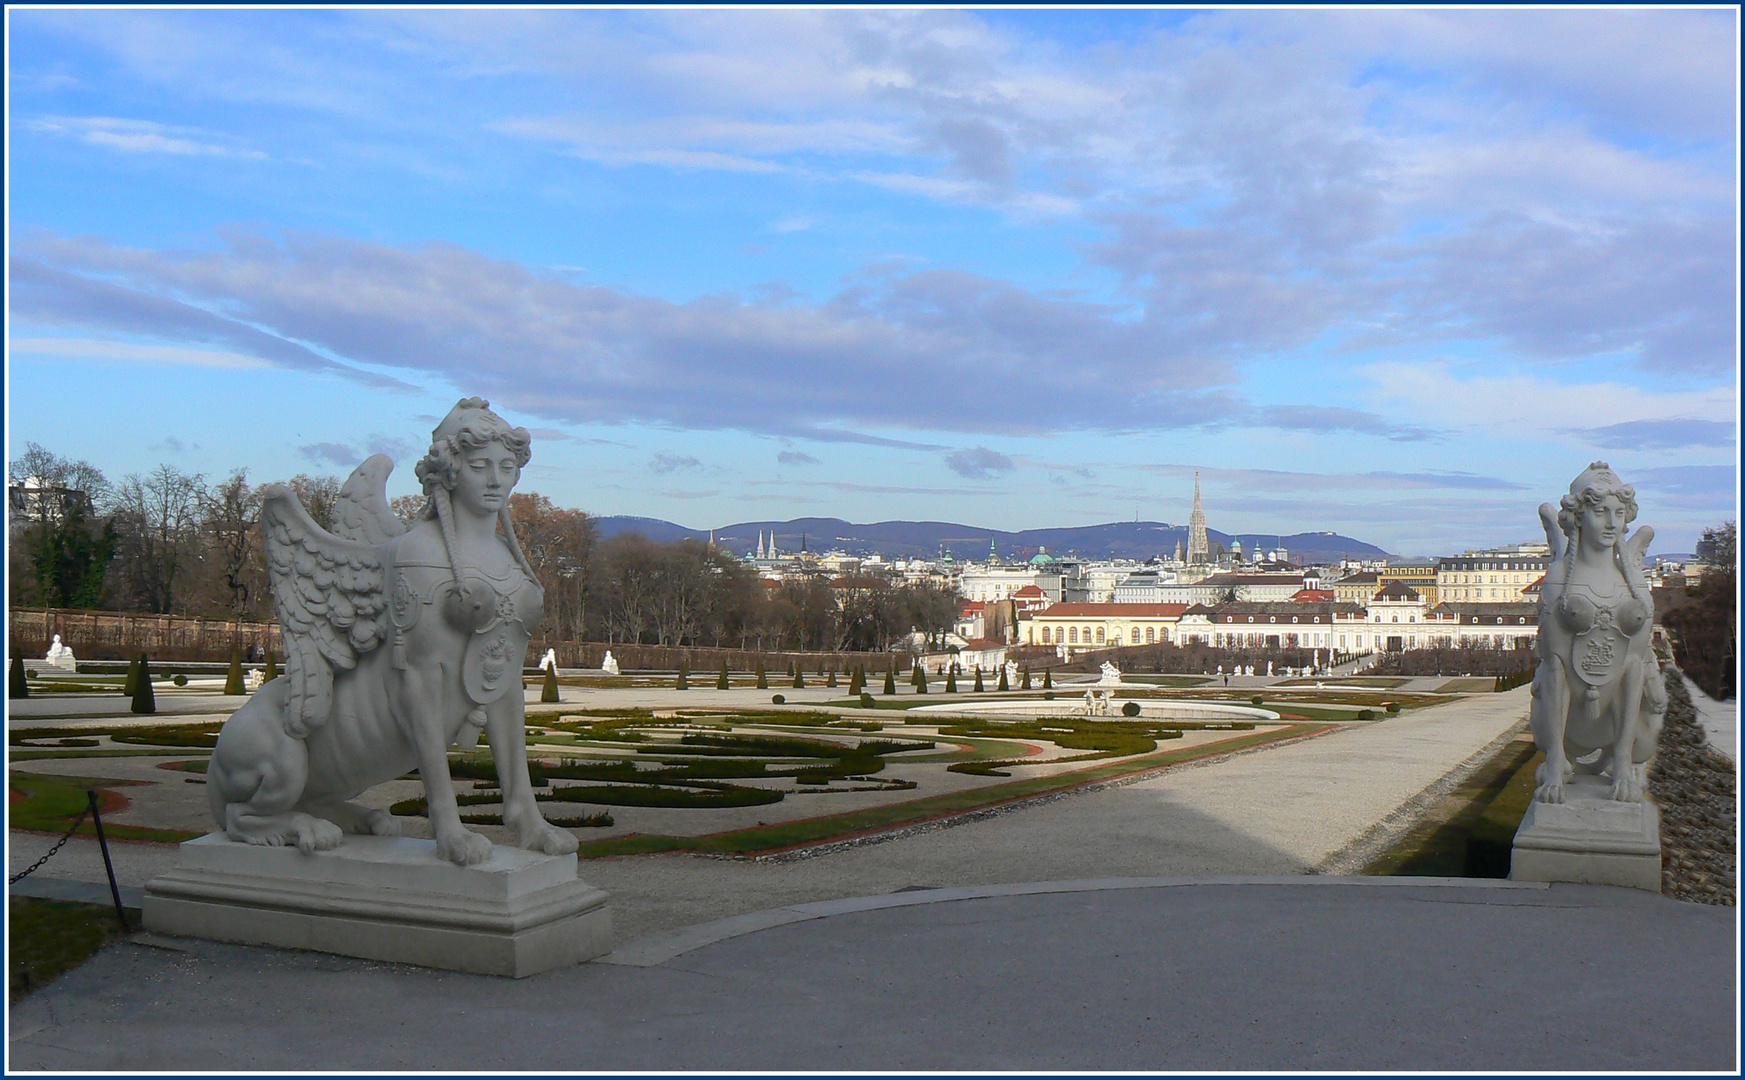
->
left=1029, top=549, right=1056, bottom=565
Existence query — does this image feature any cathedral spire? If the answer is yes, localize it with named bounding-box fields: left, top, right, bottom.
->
left=1187, top=470, right=1210, bottom=565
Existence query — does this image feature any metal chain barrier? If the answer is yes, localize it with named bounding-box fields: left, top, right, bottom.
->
left=9, top=805, right=92, bottom=885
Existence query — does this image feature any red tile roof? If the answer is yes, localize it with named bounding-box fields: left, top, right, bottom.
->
left=1035, top=603, right=1188, bottom=618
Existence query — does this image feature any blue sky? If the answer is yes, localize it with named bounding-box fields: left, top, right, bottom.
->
left=7, top=7, right=1738, bottom=556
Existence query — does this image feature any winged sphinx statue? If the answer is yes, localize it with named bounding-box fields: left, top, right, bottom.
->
left=1528, top=462, right=1666, bottom=805
left=206, top=398, right=577, bottom=865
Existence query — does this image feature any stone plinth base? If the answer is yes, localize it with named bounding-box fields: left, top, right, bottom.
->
left=1510, top=774, right=1661, bottom=892
left=143, top=834, right=612, bottom=977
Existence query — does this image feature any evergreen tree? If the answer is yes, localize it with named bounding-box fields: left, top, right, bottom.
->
left=1043, top=668, right=1053, bottom=689
left=755, top=660, right=768, bottom=689
left=123, top=655, right=139, bottom=697
left=676, top=662, right=689, bottom=690
left=883, top=665, right=896, bottom=695
left=224, top=650, right=245, bottom=696
left=1021, top=666, right=1032, bottom=690
left=132, top=653, right=157, bottom=714
left=826, top=667, right=838, bottom=688
left=9, top=655, right=28, bottom=700
left=973, top=666, right=984, bottom=692
left=792, top=666, right=805, bottom=689
left=915, top=664, right=928, bottom=694
left=717, top=660, right=730, bottom=690
left=998, top=665, right=1009, bottom=692
left=945, top=667, right=958, bottom=693
left=542, top=663, right=560, bottom=703
left=787, top=659, right=796, bottom=679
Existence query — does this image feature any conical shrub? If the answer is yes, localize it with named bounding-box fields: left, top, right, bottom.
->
left=792, top=666, right=805, bottom=689
left=9, top=654, right=28, bottom=700
left=717, top=661, right=730, bottom=690
left=787, top=660, right=796, bottom=679
left=676, top=663, right=689, bottom=690
left=826, top=668, right=838, bottom=688
left=224, top=650, right=245, bottom=696
left=883, top=665, right=896, bottom=695
left=914, top=664, right=928, bottom=694
left=1042, top=668, right=1052, bottom=689
left=998, top=665, right=1009, bottom=692
left=755, top=660, right=768, bottom=689
left=132, top=653, right=157, bottom=714
left=542, top=663, right=560, bottom=703
left=1021, top=666, right=1032, bottom=690
left=945, top=668, right=957, bottom=693
left=973, top=666, right=984, bottom=692
left=123, top=655, right=139, bottom=697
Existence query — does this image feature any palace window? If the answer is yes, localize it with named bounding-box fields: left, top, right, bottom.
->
left=1068, top=627, right=1077, bottom=643
left=1146, top=627, right=1155, bottom=643
left=1095, top=627, right=1105, bottom=644
left=1041, top=627, right=1051, bottom=644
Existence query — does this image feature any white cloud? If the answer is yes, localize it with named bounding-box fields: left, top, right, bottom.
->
left=1360, top=361, right=1736, bottom=434
left=8, top=335, right=270, bottom=369
left=26, top=115, right=267, bottom=159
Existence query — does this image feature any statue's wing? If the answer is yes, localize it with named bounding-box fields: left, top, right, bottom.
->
left=260, top=484, right=390, bottom=738
left=330, top=454, right=408, bottom=545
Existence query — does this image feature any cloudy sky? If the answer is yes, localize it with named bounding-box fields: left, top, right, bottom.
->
left=7, top=8, right=1737, bottom=556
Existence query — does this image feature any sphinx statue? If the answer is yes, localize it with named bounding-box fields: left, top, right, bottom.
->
left=43, top=634, right=77, bottom=672
left=1528, top=462, right=1667, bottom=804
left=205, top=398, right=577, bottom=865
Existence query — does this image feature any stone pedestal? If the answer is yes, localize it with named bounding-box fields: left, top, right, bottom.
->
left=1510, top=775, right=1662, bottom=892
left=143, top=834, right=612, bottom=977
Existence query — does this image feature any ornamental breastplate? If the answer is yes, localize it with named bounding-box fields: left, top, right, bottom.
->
left=390, top=559, right=544, bottom=706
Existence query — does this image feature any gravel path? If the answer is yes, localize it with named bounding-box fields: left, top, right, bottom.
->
left=1650, top=665, right=1738, bottom=906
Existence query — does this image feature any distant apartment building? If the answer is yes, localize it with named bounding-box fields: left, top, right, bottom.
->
left=1330, top=571, right=1380, bottom=605
left=1196, top=602, right=1359, bottom=651
left=1026, top=603, right=1188, bottom=654
left=1437, top=545, right=1548, bottom=604
left=1192, top=572, right=1307, bottom=604
left=958, top=547, right=1085, bottom=603
left=1377, top=562, right=1439, bottom=605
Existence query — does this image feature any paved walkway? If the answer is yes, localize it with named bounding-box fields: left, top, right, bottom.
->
left=8, top=877, right=1733, bottom=1071
left=1684, top=676, right=1738, bottom=762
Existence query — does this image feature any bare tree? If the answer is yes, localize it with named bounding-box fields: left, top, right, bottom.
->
left=106, top=464, right=206, bottom=613
left=203, top=470, right=266, bottom=624
left=509, top=492, right=598, bottom=642
left=285, top=474, right=342, bottom=531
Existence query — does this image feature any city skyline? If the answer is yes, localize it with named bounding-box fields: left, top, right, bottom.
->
left=7, top=8, right=1737, bottom=555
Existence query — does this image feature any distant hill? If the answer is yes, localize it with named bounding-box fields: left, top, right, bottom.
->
left=592, top=516, right=1392, bottom=563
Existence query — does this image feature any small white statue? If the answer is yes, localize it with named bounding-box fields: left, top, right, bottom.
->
left=1004, top=660, right=1019, bottom=686
left=205, top=398, right=577, bottom=866
left=245, top=668, right=264, bottom=692
left=1265, top=660, right=1273, bottom=677
left=43, top=634, right=77, bottom=672
left=1529, top=462, right=1666, bottom=804
left=540, top=648, right=558, bottom=674
left=601, top=650, right=620, bottom=675
left=1098, top=660, right=1122, bottom=687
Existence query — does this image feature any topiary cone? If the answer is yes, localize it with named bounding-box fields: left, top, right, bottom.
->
left=132, top=653, right=157, bottom=714
left=676, top=663, right=689, bottom=690
left=826, top=668, right=837, bottom=688
left=717, top=660, right=730, bottom=690
left=541, top=663, right=560, bottom=703
left=122, top=655, right=138, bottom=697
left=755, top=660, right=768, bottom=689
left=973, top=666, right=984, bottom=693
left=224, top=649, right=246, bottom=696
left=8, top=654, right=28, bottom=700
left=1042, top=668, right=1052, bottom=689
left=998, top=665, right=1009, bottom=692
left=883, top=665, right=896, bottom=695
left=914, top=664, right=928, bottom=694
left=945, top=668, right=958, bottom=693
left=792, top=666, right=805, bottom=689
left=1021, top=666, right=1032, bottom=690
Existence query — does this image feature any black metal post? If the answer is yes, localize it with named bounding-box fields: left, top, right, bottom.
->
left=86, top=790, right=130, bottom=933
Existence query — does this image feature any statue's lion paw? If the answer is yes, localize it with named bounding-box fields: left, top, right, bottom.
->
left=1532, top=781, right=1565, bottom=804
left=1610, top=773, right=1643, bottom=802
left=295, top=817, right=344, bottom=854
left=525, top=822, right=580, bottom=856
left=364, top=809, right=402, bottom=837
left=437, top=828, right=493, bottom=866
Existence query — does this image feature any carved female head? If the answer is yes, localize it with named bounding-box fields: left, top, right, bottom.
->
left=414, top=397, right=532, bottom=512
left=1558, top=461, right=1637, bottom=556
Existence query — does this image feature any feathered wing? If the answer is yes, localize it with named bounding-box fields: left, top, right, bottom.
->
left=260, top=484, right=391, bottom=738
left=331, top=454, right=409, bottom=545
